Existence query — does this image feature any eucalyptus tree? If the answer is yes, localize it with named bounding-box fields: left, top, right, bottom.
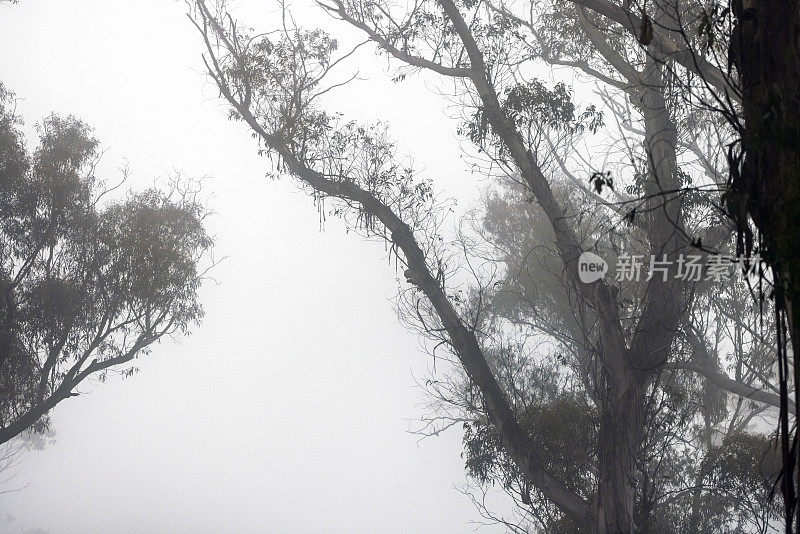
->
left=0, top=83, right=213, bottom=444
left=452, top=181, right=781, bottom=533
left=697, top=6, right=800, bottom=528
left=190, top=0, right=783, bottom=531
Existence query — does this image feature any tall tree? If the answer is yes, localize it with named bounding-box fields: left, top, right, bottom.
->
left=190, top=0, right=783, bottom=531
left=0, top=83, right=213, bottom=444
left=714, top=4, right=800, bottom=529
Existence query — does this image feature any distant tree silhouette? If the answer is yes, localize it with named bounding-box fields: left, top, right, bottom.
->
left=0, top=83, right=213, bottom=444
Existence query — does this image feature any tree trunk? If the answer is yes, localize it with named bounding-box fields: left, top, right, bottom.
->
left=591, top=43, right=682, bottom=534
left=595, top=365, right=645, bottom=534
left=731, top=2, right=800, bottom=529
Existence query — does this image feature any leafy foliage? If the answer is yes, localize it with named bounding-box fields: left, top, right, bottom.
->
left=0, top=83, right=212, bottom=441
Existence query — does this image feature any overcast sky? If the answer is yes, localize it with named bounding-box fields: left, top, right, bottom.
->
left=0, top=0, right=507, bottom=532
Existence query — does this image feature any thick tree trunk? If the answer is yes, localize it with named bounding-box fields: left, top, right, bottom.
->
left=732, top=2, right=800, bottom=529
left=595, top=360, right=646, bottom=534
left=733, top=0, right=800, bottom=302
left=590, top=40, right=681, bottom=531
left=592, top=42, right=683, bottom=533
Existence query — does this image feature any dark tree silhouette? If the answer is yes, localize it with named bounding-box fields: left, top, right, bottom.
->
left=0, top=83, right=213, bottom=445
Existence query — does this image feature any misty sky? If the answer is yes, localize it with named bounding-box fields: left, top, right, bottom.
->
left=0, top=1, right=508, bottom=532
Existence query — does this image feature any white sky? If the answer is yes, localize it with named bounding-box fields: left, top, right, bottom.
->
left=0, top=0, right=507, bottom=532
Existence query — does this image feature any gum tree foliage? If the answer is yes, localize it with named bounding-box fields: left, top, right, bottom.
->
left=0, top=84, right=213, bottom=444
left=190, top=0, right=783, bottom=532
left=459, top=184, right=781, bottom=533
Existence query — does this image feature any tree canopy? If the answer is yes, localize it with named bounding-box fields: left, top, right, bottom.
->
left=0, top=83, right=213, bottom=445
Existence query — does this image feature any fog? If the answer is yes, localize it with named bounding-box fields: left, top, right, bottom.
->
left=3, top=0, right=790, bottom=531
left=0, top=1, right=504, bottom=532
